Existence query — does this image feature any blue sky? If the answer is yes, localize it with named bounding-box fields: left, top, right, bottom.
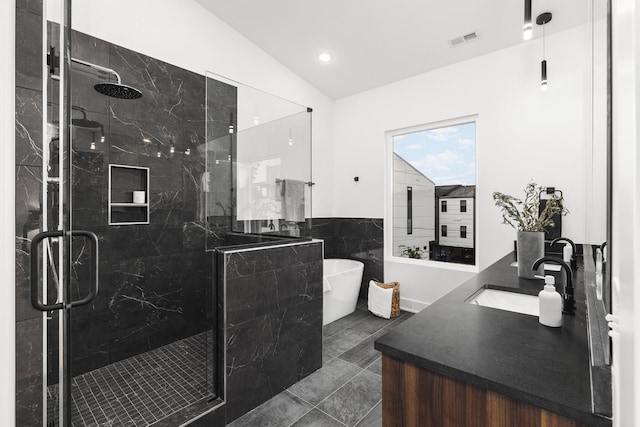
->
left=393, top=122, right=476, bottom=186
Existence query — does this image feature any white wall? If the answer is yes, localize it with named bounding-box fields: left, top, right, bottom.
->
left=1, top=0, right=15, bottom=419
left=393, top=153, right=435, bottom=257
left=72, top=0, right=335, bottom=218
left=439, top=198, right=474, bottom=249
left=334, top=25, right=596, bottom=306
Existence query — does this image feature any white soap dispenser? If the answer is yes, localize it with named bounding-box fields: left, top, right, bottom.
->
left=563, top=243, right=573, bottom=264
left=538, top=275, right=562, bottom=327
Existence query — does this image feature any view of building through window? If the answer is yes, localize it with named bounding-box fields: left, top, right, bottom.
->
left=392, top=120, right=476, bottom=265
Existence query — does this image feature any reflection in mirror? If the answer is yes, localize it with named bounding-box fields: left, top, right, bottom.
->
left=587, top=0, right=609, bottom=250
left=392, top=118, right=476, bottom=265
left=583, top=0, right=612, bottom=377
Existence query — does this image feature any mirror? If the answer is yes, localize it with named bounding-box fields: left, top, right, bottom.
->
left=585, top=0, right=610, bottom=314
left=587, top=0, right=612, bottom=374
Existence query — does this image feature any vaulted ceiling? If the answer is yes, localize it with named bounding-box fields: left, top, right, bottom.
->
left=196, top=0, right=592, bottom=100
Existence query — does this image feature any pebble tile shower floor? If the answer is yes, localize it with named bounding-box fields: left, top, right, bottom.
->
left=229, top=301, right=413, bottom=427
left=47, top=331, right=214, bottom=426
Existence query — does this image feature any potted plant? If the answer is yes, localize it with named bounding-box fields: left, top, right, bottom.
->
left=492, top=182, right=567, bottom=278
left=399, top=245, right=424, bottom=259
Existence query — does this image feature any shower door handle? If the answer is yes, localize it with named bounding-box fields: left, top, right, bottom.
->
left=67, top=230, right=99, bottom=308
left=30, top=230, right=64, bottom=311
left=30, top=230, right=99, bottom=312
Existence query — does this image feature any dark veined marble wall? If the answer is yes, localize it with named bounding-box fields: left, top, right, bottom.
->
left=220, top=240, right=323, bottom=423
left=15, top=2, right=235, bottom=423
left=307, top=218, right=384, bottom=299
left=15, top=3, right=50, bottom=423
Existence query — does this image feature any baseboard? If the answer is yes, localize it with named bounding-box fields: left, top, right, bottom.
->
left=399, top=297, right=429, bottom=313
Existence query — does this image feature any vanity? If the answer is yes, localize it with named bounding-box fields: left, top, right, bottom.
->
left=374, top=251, right=611, bottom=427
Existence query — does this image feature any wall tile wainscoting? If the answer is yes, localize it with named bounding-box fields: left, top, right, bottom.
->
left=306, top=218, right=384, bottom=299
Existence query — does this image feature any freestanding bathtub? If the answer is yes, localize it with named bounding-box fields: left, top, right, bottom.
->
left=323, top=259, right=365, bottom=325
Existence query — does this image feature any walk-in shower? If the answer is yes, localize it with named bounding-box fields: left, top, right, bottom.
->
left=16, top=0, right=217, bottom=425
left=15, top=1, right=314, bottom=426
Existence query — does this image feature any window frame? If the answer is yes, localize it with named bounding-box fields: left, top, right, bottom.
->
left=384, top=114, right=479, bottom=272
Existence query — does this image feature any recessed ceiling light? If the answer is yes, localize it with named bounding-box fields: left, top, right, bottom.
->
left=318, top=52, right=333, bottom=63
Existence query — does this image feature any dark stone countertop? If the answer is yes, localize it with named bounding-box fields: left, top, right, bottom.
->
left=374, top=252, right=612, bottom=427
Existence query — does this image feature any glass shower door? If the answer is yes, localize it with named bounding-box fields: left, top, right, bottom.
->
left=29, top=0, right=91, bottom=425
left=28, top=1, right=218, bottom=425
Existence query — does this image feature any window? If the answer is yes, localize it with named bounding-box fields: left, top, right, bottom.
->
left=460, top=225, right=467, bottom=239
left=407, top=186, right=413, bottom=235
left=391, top=118, right=476, bottom=265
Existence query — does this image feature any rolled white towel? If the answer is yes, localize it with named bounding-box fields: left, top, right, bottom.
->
left=368, top=280, right=393, bottom=319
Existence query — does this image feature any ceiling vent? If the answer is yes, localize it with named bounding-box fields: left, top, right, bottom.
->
left=449, top=32, right=479, bottom=47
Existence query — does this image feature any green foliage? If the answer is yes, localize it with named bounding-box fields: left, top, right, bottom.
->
left=400, top=245, right=424, bottom=259
left=492, top=181, right=568, bottom=232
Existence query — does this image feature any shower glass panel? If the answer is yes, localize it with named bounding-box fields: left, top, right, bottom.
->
left=205, top=72, right=313, bottom=243
left=24, top=1, right=217, bottom=425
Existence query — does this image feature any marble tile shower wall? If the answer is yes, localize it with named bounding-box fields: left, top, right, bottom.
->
left=221, top=241, right=323, bottom=423
left=307, top=218, right=384, bottom=299
left=15, top=5, right=50, bottom=423
left=15, top=2, right=235, bottom=423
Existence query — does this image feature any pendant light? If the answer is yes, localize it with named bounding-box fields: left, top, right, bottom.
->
left=523, top=0, right=532, bottom=40
left=537, top=12, right=552, bottom=91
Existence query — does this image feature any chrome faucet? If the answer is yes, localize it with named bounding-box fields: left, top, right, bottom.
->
left=532, top=256, right=576, bottom=315
left=550, top=237, right=577, bottom=269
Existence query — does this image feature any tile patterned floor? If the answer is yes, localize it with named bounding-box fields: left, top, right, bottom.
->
left=228, top=300, right=414, bottom=427
left=47, top=331, right=215, bottom=426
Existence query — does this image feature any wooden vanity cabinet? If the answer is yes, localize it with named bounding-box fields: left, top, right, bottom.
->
left=382, top=355, right=588, bottom=427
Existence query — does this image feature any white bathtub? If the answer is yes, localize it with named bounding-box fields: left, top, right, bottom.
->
left=323, top=259, right=365, bottom=325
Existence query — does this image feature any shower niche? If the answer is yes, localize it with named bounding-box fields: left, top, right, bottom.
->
left=108, top=164, right=149, bottom=225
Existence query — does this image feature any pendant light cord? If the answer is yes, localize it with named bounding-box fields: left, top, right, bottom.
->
left=542, top=25, right=546, bottom=60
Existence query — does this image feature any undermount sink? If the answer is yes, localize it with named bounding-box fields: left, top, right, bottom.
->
left=466, top=287, right=539, bottom=316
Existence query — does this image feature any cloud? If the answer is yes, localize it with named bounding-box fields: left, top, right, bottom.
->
left=411, top=150, right=462, bottom=174
left=457, top=138, right=475, bottom=149
left=426, top=127, right=460, bottom=142
left=425, top=150, right=462, bottom=166
left=393, top=123, right=476, bottom=186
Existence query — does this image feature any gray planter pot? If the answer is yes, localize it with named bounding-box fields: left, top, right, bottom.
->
left=517, top=231, right=545, bottom=279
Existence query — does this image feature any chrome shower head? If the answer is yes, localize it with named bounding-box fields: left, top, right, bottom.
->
left=94, top=83, right=143, bottom=100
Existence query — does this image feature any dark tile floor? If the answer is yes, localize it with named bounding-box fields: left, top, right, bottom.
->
left=47, top=331, right=215, bottom=426
left=228, top=300, right=414, bottom=427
